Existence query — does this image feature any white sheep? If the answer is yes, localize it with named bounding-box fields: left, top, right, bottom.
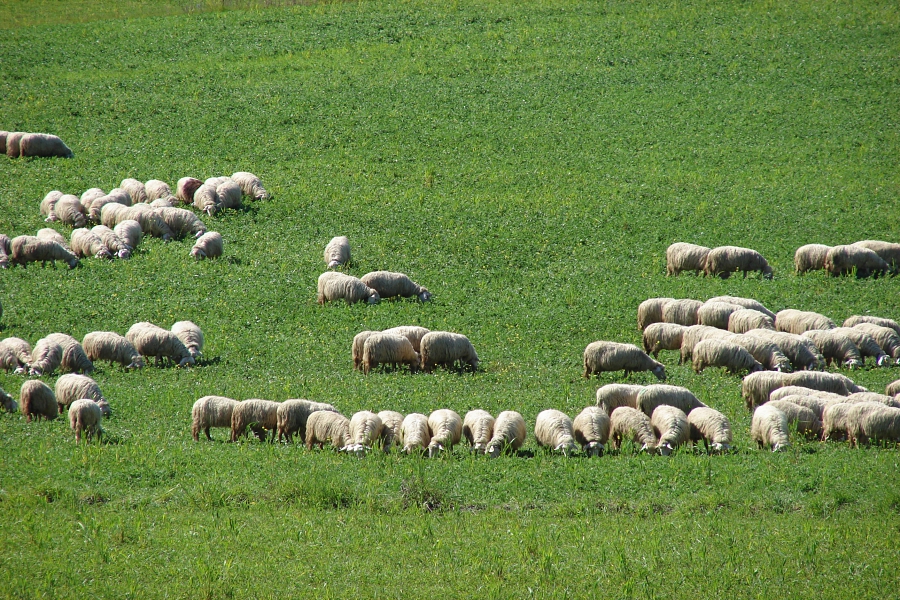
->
left=36, top=227, right=70, bottom=250
left=650, top=405, right=689, bottom=455
left=125, top=322, right=195, bottom=367
left=351, top=331, right=378, bottom=371
left=831, top=327, right=890, bottom=366
left=55, top=373, right=109, bottom=416
left=534, top=409, right=578, bottom=455
left=377, top=410, right=404, bottom=453
left=4, top=132, right=24, bottom=157
left=149, top=196, right=176, bottom=209
left=399, top=413, right=432, bottom=453
left=88, top=189, right=132, bottom=222
left=382, top=326, right=431, bottom=353
left=637, top=297, right=675, bottom=330
left=10, top=235, right=79, bottom=269
left=171, top=321, right=203, bottom=359
left=231, top=172, right=269, bottom=200
left=769, top=393, right=839, bottom=422
left=794, top=244, right=831, bottom=273
left=662, top=298, right=703, bottom=326
left=44, top=333, right=93, bottom=375
left=39, top=190, right=64, bottom=221
left=275, top=399, right=338, bottom=443
left=678, top=325, right=733, bottom=365
left=843, top=315, right=900, bottom=337
left=608, top=406, right=657, bottom=453
left=751, top=404, right=790, bottom=451
left=52, top=195, right=87, bottom=228
left=769, top=385, right=847, bottom=406
left=91, top=225, right=131, bottom=258
left=120, top=204, right=174, bottom=240
left=486, top=411, right=526, bottom=458
left=775, top=309, right=837, bottom=335
left=120, top=178, right=148, bottom=204
left=843, top=392, right=900, bottom=409
left=191, top=395, right=239, bottom=441
left=144, top=180, right=172, bottom=201
left=193, top=184, right=220, bottom=215
left=846, top=403, right=900, bottom=447
left=231, top=398, right=280, bottom=442
left=0, top=233, right=10, bottom=268
left=745, top=329, right=824, bottom=371
left=572, top=406, right=610, bottom=457
left=323, top=235, right=351, bottom=268
left=665, top=242, right=710, bottom=276
left=154, top=207, right=207, bottom=239
left=79, top=188, right=106, bottom=214
left=697, top=301, right=744, bottom=329
left=727, top=309, right=775, bottom=334
left=824, top=244, right=890, bottom=278
left=0, top=337, right=31, bottom=373
left=595, top=383, right=644, bottom=414
left=28, top=337, right=63, bottom=376
left=216, top=180, right=243, bottom=210
left=360, top=271, right=431, bottom=302
left=727, top=333, right=793, bottom=372
left=850, top=322, right=900, bottom=362
left=887, top=379, right=900, bottom=397
left=637, top=384, right=706, bottom=417
left=703, top=246, right=773, bottom=279
left=19, top=380, right=58, bottom=422
left=801, top=329, right=863, bottom=369
left=851, top=240, right=900, bottom=269
left=462, top=410, right=496, bottom=453
left=706, top=295, right=776, bottom=320
left=420, top=331, right=479, bottom=373
left=191, top=232, right=223, bottom=260
left=69, top=399, right=102, bottom=442
left=17, top=133, right=74, bottom=158
left=822, top=402, right=855, bottom=442
left=583, top=341, right=665, bottom=381
left=641, top=323, right=686, bottom=359
left=317, top=271, right=380, bottom=305
left=686, top=407, right=732, bottom=453
left=362, top=333, right=419, bottom=374
left=427, top=409, right=463, bottom=457
left=765, top=400, right=822, bottom=439
left=114, top=219, right=143, bottom=250
left=176, top=177, right=203, bottom=205
left=70, top=228, right=113, bottom=260
left=741, top=370, right=862, bottom=411
left=0, top=386, right=17, bottom=413
left=305, top=410, right=351, bottom=450
left=343, top=411, right=384, bottom=453
left=692, top=338, right=764, bottom=375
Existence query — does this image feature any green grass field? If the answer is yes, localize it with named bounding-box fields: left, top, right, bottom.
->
left=1, top=0, right=899, bottom=597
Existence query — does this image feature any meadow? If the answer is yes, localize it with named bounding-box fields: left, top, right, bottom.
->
left=1, top=0, right=899, bottom=597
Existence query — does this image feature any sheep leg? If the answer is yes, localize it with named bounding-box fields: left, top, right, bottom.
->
left=205, top=427, right=212, bottom=441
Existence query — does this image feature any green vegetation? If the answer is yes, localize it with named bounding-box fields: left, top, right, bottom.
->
left=1, top=0, right=898, bottom=596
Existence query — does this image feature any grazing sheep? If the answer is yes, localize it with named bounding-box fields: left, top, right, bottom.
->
left=176, top=177, right=203, bottom=205
left=317, top=272, right=380, bottom=305
left=53, top=195, right=87, bottom=228
left=39, top=190, right=64, bottom=221
left=824, top=244, right=891, bottom=278
left=822, top=402, right=855, bottom=442
left=650, top=405, right=690, bottom=455
left=306, top=410, right=351, bottom=450
left=641, top=323, right=686, bottom=358
left=69, top=399, right=102, bottom=442
left=687, top=407, right=732, bottom=453
left=190, top=231, right=223, bottom=260
left=775, top=309, right=837, bottom=335
left=802, top=329, right=863, bottom=369
left=692, top=338, right=764, bottom=375
left=231, top=399, right=280, bottom=442
left=427, top=409, right=463, bottom=457
left=595, top=383, right=644, bottom=415
left=727, top=333, right=793, bottom=372
left=275, top=399, right=338, bottom=443
left=887, top=379, right=900, bottom=397
left=10, top=235, right=79, bottom=269
left=844, top=392, right=900, bottom=409
left=351, top=331, right=378, bottom=371
left=79, top=188, right=106, bottom=214
left=662, top=298, right=703, bottom=326
left=794, top=244, right=831, bottom=273
left=70, top=228, right=113, bottom=260
left=377, top=410, right=405, bottom=453
left=382, top=326, right=430, bottom=353
left=637, top=384, right=706, bottom=417
left=120, top=178, right=148, bottom=204
left=362, top=333, right=419, bottom=374
left=55, top=373, right=108, bottom=416
left=149, top=196, right=176, bottom=209
left=114, top=219, right=143, bottom=250
left=121, top=204, right=174, bottom=240
left=534, top=409, right=578, bottom=455
left=18, top=133, right=74, bottom=158
left=751, top=404, right=790, bottom=451
left=191, top=395, right=239, bottom=441
left=0, top=233, right=10, bottom=268
left=769, top=386, right=847, bottom=406
left=843, top=315, right=900, bottom=337
left=28, top=337, right=63, bottom=376
left=19, top=380, right=58, bottom=422
left=91, top=225, right=131, bottom=258
left=99, top=203, right=131, bottom=230
left=144, top=180, right=172, bottom=201
left=637, top=297, right=675, bottom=330
left=679, top=325, right=733, bottom=365
left=462, top=410, right=496, bottom=453
left=360, top=271, right=431, bottom=302
left=0, top=337, right=32, bottom=373
left=171, top=321, right=203, bottom=359
left=766, top=400, right=822, bottom=438
left=665, top=242, right=710, bottom=276
left=609, top=406, right=657, bottom=453
left=0, top=386, right=17, bottom=413
left=770, top=393, right=839, bottom=422
left=852, top=240, right=900, bottom=269
left=125, top=322, right=195, bottom=367
left=400, top=413, right=432, bottom=453
left=154, top=207, right=207, bottom=239
left=231, top=172, right=269, bottom=200
left=703, top=246, right=773, bottom=279
left=727, top=309, right=775, bottom=334
left=706, top=295, right=776, bottom=320
left=698, top=302, right=744, bottom=330
left=345, top=411, right=384, bottom=453
left=850, top=323, right=900, bottom=362
left=323, top=235, right=350, bottom=268
left=745, top=329, right=824, bottom=371
left=741, top=370, right=861, bottom=411
left=4, top=132, right=24, bottom=158
left=45, top=333, right=94, bottom=375
left=215, top=180, right=242, bottom=210
left=846, top=403, right=900, bottom=447
left=193, top=184, right=220, bottom=215
left=830, top=327, right=890, bottom=367
left=572, top=406, right=610, bottom=457
left=583, top=341, right=665, bottom=380
left=88, top=189, right=132, bottom=222
left=420, top=331, right=479, bottom=373
left=486, top=411, right=527, bottom=458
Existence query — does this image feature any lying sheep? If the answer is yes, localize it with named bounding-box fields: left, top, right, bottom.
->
left=534, top=409, right=578, bottom=455
left=852, top=240, right=900, bottom=269
left=698, top=302, right=744, bottom=330
left=324, top=236, right=350, bottom=268
left=193, top=184, right=220, bottom=215
left=377, top=410, right=404, bottom=453
left=39, top=190, right=64, bottom=222
left=692, top=338, right=763, bottom=375
left=176, top=177, right=203, bottom=205
left=191, top=232, right=223, bottom=260
left=843, top=315, right=900, bottom=337
left=88, top=189, right=132, bottom=223
left=650, top=405, right=690, bottom=456
left=794, top=244, right=831, bottom=273
left=114, top=219, right=143, bottom=251
left=45, top=333, right=94, bottom=375
left=360, top=271, right=431, bottom=302
left=846, top=403, right=900, bottom=447
left=362, top=333, right=419, bottom=374
left=703, top=246, right=773, bottom=279
left=275, top=399, right=338, bottom=443
left=144, top=180, right=172, bottom=201
left=420, top=331, right=479, bottom=373
left=20, top=380, right=58, bottom=422
left=0, top=233, right=10, bottom=268
left=641, top=323, right=686, bottom=358
left=427, top=409, right=463, bottom=457
left=125, top=322, right=195, bottom=367
left=572, top=406, right=610, bottom=457
left=637, top=384, right=706, bottom=417
left=665, top=242, right=710, bottom=276
left=171, top=321, right=203, bottom=359
left=775, top=309, right=837, bottom=335
left=344, top=411, right=384, bottom=453
left=595, top=383, right=644, bottom=415
left=18, top=133, right=74, bottom=158
left=231, top=172, right=269, bottom=200
left=824, top=244, right=890, bottom=278
left=231, top=398, right=280, bottom=442
left=850, top=322, right=900, bottom=362
left=462, top=410, right=496, bottom=453
left=766, top=400, right=822, bottom=438
left=91, top=225, right=131, bottom=258
left=486, top=411, right=526, bottom=457
left=751, top=404, right=790, bottom=451
left=662, top=298, right=703, bottom=326
left=727, top=309, right=775, bottom=334
left=306, top=410, right=351, bottom=450
left=727, top=333, right=793, bottom=372
left=399, top=413, right=432, bottom=453
left=584, top=341, right=665, bottom=381
left=351, top=331, right=378, bottom=371
left=382, top=326, right=430, bottom=353
left=637, top=297, right=674, bottom=330
left=154, top=207, right=207, bottom=239
left=687, top=407, right=732, bottom=453
left=609, top=406, right=657, bottom=453
left=70, top=228, right=113, bottom=260
left=745, top=329, right=824, bottom=371
left=120, top=178, right=148, bottom=204
left=0, top=337, right=31, bottom=373
left=679, top=325, right=733, bottom=365
left=55, top=373, right=108, bottom=416
left=191, top=395, right=239, bottom=441
left=53, top=195, right=87, bottom=228
left=10, top=235, right=79, bottom=269
left=706, top=295, right=776, bottom=320
left=0, top=386, right=17, bottom=413
left=801, top=329, right=863, bottom=369
left=317, top=272, right=380, bottom=305
left=69, top=399, right=102, bottom=442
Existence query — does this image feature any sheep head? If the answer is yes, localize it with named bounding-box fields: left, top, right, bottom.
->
left=652, top=365, right=666, bottom=381
left=417, top=289, right=432, bottom=302
left=367, top=291, right=381, bottom=305
left=584, top=441, right=603, bottom=457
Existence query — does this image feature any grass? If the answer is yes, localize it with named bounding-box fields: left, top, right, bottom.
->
left=1, top=0, right=899, bottom=596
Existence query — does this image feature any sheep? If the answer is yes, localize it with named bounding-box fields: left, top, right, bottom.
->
left=323, top=236, right=350, bottom=269
left=608, top=406, right=657, bottom=453
left=4, top=132, right=24, bottom=158
left=53, top=195, right=87, bottom=228
left=351, top=331, right=378, bottom=371
left=69, top=399, right=102, bottom=442
left=193, top=184, right=220, bottom=215
left=850, top=323, right=900, bottom=362
left=0, top=130, right=5, bottom=153
left=305, top=410, right=351, bottom=450
left=70, top=228, right=113, bottom=260
left=427, top=409, right=463, bottom=457
left=775, top=309, right=837, bottom=335
left=0, top=386, right=17, bottom=413
left=703, top=246, right=773, bottom=279
left=595, top=383, right=644, bottom=414
left=79, top=188, right=106, bottom=215
left=887, top=379, right=900, bottom=397
left=0, top=233, right=10, bottom=268
left=420, top=331, right=479, bottom=373
left=534, top=409, right=578, bottom=455
left=343, top=411, right=384, bottom=453
left=665, top=242, right=710, bottom=276
left=231, top=172, right=269, bottom=200
left=377, top=410, right=404, bottom=453
left=727, top=333, right=793, bottom=372
left=637, top=297, right=674, bottom=330
left=679, top=325, right=733, bottom=365
left=125, top=322, right=195, bottom=367
left=741, top=370, right=862, bottom=411
left=641, top=323, right=686, bottom=358
left=662, top=298, right=703, bottom=326
left=10, top=235, right=79, bottom=269
left=399, top=413, right=432, bottom=453
left=462, top=410, right=496, bottom=453
left=360, top=271, right=431, bottom=302
left=317, top=271, right=381, bottom=305
left=362, top=333, right=419, bottom=374
left=114, top=219, right=143, bottom=251
left=843, top=315, right=900, bottom=337
left=275, top=399, right=338, bottom=443
left=18, top=133, right=74, bottom=158
left=583, top=341, right=665, bottom=381
left=120, top=178, right=148, bottom=204
left=824, top=244, right=891, bottom=278
left=28, top=337, right=63, bottom=376
left=216, top=180, right=243, bottom=210
left=120, top=204, right=174, bottom=240
left=190, top=232, right=223, bottom=260
left=154, top=207, right=207, bottom=240
left=637, top=384, right=706, bottom=417
left=40, top=190, right=64, bottom=221
left=794, top=244, right=831, bottom=273
left=191, top=395, right=239, bottom=441
left=55, top=373, right=108, bottom=416
left=751, top=404, right=790, bottom=451
left=144, top=180, right=172, bottom=201
left=88, top=189, right=132, bottom=223
left=692, top=338, right=764, bottom=375
left=171, top=321, right=203, bottom=359
left=45, top=333, right=94, bottom=375
left=822, top=401, right=855, bottom=442
left=765, top=400, right=823, bottom=439
left=727, top=309, right=775, bottom=334
left=846, top=403, right=900, bottom=447
left=151, top=196, right=178, bottom=209
left=486, top=411, right=527, bottom=457
left=844, top=392, right=900, bottom=408
left=19, top=380, right=58, bottom=422
left=650, top=405, right=690, bottom=456
left=90, top=225, right=131, bottom=259
left=770, top=394, right=839, bottom=421
left=698, top=302, right=744, bottom=330
left=852, top=240, right=900, bottom=269
left=687, top=407, right=732, bottom=453
left=801, top=329, right=863, bottom=369
left=0, top=337, right=31, bottom=373
left=231, top=398, right=280, bottom=442
left=706, top=295, right=776, bottom=320
left=382, top=326, right=431, bottom=353
left=572, top=406, right=610, bottom=457
left=81, top=331, right=142, bottom=369
left=176, top=177, right=204, bottom=205
left=745, top=329, right=824, bottom=371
